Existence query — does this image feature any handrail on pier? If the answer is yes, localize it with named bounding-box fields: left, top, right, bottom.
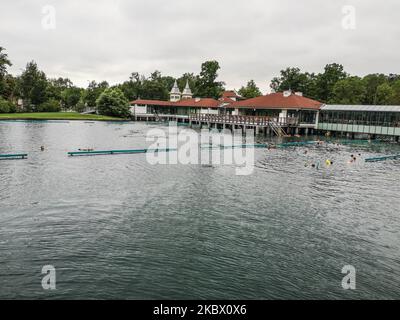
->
left=189, top=113, right=299, bottom=127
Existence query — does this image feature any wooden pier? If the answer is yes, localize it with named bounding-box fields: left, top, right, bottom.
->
left=189, top=114, right=304, bottom=137
left=131, top=113, right=318, bottom=137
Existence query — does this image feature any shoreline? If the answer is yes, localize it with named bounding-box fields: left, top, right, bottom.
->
left=0, top=112, right=130, bottom=122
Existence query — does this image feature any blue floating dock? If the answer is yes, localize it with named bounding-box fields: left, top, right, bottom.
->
left=277, top=141, right=318, bottom=148
left=202, top=144, right=268, bottom=150
left=0, top=153, right=28, bottom=160
left=365, top=154, right=400, bottom=162
left=339, top=139, right=377, bottom=145
left=68, top=148, right=177, bottom=157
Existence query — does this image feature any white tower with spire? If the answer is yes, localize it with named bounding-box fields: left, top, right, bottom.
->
left=170, top=80, right=181, bottom=102
left=181, top=80, right=193, bottom=100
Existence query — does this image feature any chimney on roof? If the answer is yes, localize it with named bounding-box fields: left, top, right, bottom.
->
left=295, top=92, right=303, bottom=97
left=283, top=90, right=292, bottom=98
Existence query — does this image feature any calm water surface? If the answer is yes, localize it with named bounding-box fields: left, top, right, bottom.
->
left=0, top=120, right=400, bottom=299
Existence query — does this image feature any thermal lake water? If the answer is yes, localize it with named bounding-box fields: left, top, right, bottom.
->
left=0, top=120, right=400, bottom=299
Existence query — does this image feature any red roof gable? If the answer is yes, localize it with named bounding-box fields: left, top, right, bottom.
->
left=231, top=92, right=323, bottom=110
left=219, top=97, right=236, bottom=105
left=131, top=98, right=221, bottom=108
left=222, top=90, right=241, bottom=99
left=131, top=99, right=173, bottom=106
left=174, top=98, right=220, bottom=108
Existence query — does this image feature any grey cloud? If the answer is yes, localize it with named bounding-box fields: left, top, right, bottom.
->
left=0, top=0, right=399, bottom=92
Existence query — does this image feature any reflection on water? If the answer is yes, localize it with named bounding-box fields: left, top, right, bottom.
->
left=0, top=120, right=400, bottom=299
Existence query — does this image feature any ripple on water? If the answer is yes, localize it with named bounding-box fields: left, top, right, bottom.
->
left=1, top=122, right=400, bottom=299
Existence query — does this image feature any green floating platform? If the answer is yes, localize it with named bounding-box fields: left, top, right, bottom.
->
left=338, top=139, right=377, bottom=145
left=277, top=141, right=318, bottom=148
left=202, top=144, right=269, bottom=150
left=0, top=153, right=28, bottom=160
left=68, top=148, right=177, bottom=157
left=365, top=154, right=400, bottom=162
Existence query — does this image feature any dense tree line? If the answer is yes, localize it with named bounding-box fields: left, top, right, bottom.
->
left=270, top=64, right=400, bottom=105
left=0, top=47, right=227, bottom=116
left=1, top=45, right=400, bottom=117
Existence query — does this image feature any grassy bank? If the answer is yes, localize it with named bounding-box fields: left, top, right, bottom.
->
left=0, top=112, right=129, bottom=121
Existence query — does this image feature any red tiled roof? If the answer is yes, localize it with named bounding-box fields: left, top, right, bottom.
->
left=175, top=98, right=220, bottom=108
left=222, top=90, right=240, bottom=98
left=131, top=98, right=221, bottom=108
left=131, top=99, right=173, bottom=106
left=230, top=92, right=323, bottom=110
left=219, top=97, right=236, bottom=105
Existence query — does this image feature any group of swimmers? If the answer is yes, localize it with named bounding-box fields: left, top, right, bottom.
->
left=305, top=153, right=362, bottom=169
left=349, top=154, right=361, bottom=164
left=305, top=159, right=333, bottom=169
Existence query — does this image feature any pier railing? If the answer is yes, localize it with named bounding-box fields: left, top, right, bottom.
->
left=189, top=114, right=298, bottom=127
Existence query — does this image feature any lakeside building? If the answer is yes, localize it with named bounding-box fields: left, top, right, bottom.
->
left=130, top=84, right=400, bottom=139
left=226, top=91, right=321, bottom=123
left=318, top=105, right=400, bottom=140
left=130, top=87, right=321, bottom=125
left=130, top=80, right=221, bottom=118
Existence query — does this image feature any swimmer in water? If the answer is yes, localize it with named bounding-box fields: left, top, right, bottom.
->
left=40, top=146, right=45, bottom=151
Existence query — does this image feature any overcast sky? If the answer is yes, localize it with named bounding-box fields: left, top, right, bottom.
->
left=1, top=0, right=399, bottom=93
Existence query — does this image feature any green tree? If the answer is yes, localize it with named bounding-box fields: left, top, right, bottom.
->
left=270, top=67, right=319, bottom=99
left=0, top=96, right=15, bottom=113
left=362, top=74, right=388, bottom=104
left=195, top=61, right=225, bottom=99
left=375, top=83, right=394, bottom=105
left=19, top=61, right=48, bottom=110
left=329, top=77, right=366, bottom=104
left=96, top=87, right=130, bottom=118
left=1, top=74, right=17, bottom=100
left=118, top=72, right=142, bottom=101
left=61, top=87, right=82, bottom=109
left=389, top=80, right=400, bottom=105
left=140, top=71, right=170, bottom=100
left=37, top=98, right=61, bottom=112
left=46, top=77, right=73, bottom=103
left=0, top=47, right=11, bottom=78
left=315, top=63, right=348, bottom=102
left=0, top=47, right=12, bottom=98
left=238, top=80, right=262, bottom=98
left=83, top=81, right=109, bottom=107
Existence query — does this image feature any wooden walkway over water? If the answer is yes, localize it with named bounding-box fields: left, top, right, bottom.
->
left=188, top=114, right=315, bottom=137
left=133, top=113, right=318, bottom=137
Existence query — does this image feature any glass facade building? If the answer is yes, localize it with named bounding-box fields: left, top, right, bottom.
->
left=318, top=105, right=400, bottom=137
